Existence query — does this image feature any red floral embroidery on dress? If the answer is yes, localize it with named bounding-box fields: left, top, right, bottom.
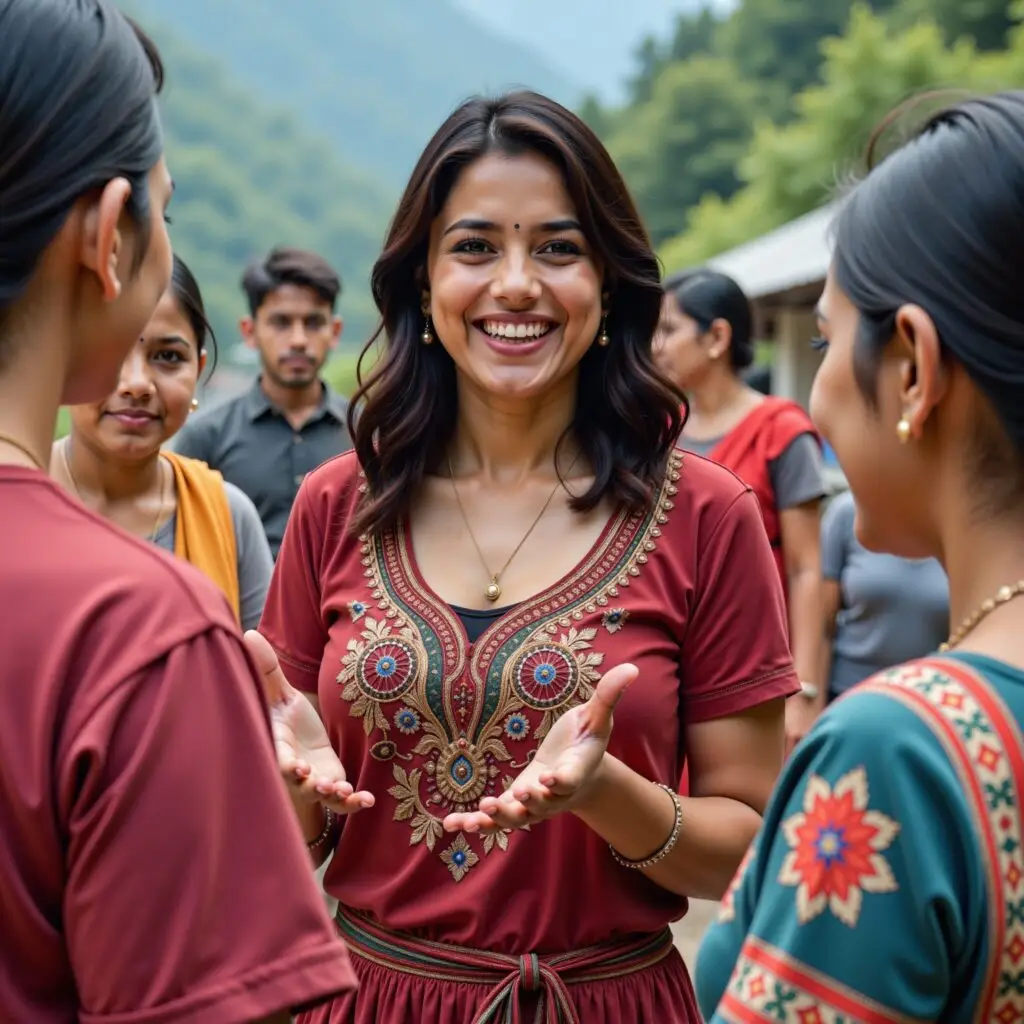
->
left=778, top=766, right=900, bottom=927
left=350, top=452, right=685, bottom=880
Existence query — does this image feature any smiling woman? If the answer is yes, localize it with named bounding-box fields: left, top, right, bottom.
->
left=350, top=92, right=683, bottom=536
left=254, top=90, right=799, bottom=1024
left=51, top=255, right=274, bottom=630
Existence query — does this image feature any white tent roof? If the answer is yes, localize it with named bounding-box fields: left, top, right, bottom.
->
left=706, top=200, right=841, bottom=300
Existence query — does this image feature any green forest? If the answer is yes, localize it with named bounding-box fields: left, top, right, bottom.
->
left=119, top=0, right=1023, bottom=391
left=585, top=0, right=1023, bottom=272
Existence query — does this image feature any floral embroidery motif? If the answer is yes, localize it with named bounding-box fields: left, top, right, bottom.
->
left=347, top=450, right=683, bottom=879
left=719, top=935, right=911, bottom=1024
left=858, top=659, right=1024, bottom=1024
left=505, top=629, right=603, bottom=740
left=440, top=833, right=478, bottom=882
left=347, top=599, right=367, bottom=622
left=602, top=607, right=629, bottom=634
left=719, top=842, right=757, bottom=924
left=338, top=618, right=427, bottom=735
left=778, top=766, right=899, bottom=927
left=394, top=707, right=420, bottom=735
left=503, top=712, right=530, bottom=741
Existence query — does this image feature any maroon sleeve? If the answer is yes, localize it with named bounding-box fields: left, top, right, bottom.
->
left=682, top=489, right=799, bottom=723
left=63, top=628, right=356, bottom=1024
left=260, top=478, right=328, bottom=693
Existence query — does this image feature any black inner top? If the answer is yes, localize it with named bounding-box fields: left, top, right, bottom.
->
left=451, top=603, right=515, bottom=644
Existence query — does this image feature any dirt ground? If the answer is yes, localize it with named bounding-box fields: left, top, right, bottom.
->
left=671, top=898, right=718, bottom=966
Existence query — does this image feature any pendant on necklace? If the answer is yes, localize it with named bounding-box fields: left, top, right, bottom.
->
left=485, top=579, right=502, bottom=603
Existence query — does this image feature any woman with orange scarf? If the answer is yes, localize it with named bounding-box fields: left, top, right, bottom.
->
left=52, top=255, right=272, bottom=628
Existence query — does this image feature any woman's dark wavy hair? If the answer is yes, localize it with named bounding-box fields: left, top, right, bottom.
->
left=347, top=90, right=683, bottom=537
left=0, top=0, right=165, bottom=354
left=833, top=89, right=1024, bottom=514
left=169, top=254, right=218, bottom=379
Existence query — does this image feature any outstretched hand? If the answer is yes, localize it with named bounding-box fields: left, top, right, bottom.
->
left=442, top=662, right=637, bottom=835
left=244, top=630, right=374, bottom=816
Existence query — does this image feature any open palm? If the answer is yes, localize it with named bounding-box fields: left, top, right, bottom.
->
left=443, top=662, right=637, bottom=834
left=245, top=630, right=373, bottom=816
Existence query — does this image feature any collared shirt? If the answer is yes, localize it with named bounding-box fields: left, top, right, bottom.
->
left=172, top=377, right=352, bottom=558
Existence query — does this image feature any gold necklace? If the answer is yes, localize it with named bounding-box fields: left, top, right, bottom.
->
left=61, top=439, right=168, bottom=541
left=939, top=580, right=1024, bottom=652
left=0, top=432, right=46, bottom=471
left=447, top=452, right=579, bottom=603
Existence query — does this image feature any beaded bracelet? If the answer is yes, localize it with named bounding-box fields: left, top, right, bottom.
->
left=609, top=783, right=683, bottom=870
left=306, top=807, right=336, bottom=851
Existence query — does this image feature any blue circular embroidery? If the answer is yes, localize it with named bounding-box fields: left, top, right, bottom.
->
left=394, top=707, right=421, bottom=734
left=814, top=827, right=848, bottom=866
left=355, top=639, right=420, bottom=702
left=504, top=713, right=529, bottom=740
left=509, top=643, right=581, bottom=711
left=533, top=663, right=556, bottom=685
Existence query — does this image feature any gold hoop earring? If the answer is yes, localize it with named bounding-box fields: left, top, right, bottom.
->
left=597, top=314, right=610, bottom=347
left=190, top=398, right=199, bottom=413
left=421, top=318, right=434, bottom=345
left=896, top=416, right=911, bottom=444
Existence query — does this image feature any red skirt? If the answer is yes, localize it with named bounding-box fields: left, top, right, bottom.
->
left=297, top=906, right=701, bottom=1023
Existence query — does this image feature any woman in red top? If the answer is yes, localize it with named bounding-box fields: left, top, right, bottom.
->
left=257, top=90, right=798, bottom=1023
left=655, top=270, right=826, bottom=753
left=0, top=3, right=354, bottom=1020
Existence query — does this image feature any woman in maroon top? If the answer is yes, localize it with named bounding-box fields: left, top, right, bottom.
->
left=257, top=91, right=797, bottom=1023
left=0, top=3, right=354, bottom=1021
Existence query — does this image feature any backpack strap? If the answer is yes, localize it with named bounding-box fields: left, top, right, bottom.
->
left=856, top=657, right=1024, bottom=1024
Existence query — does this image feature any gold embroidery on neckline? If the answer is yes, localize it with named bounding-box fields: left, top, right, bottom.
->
left=338, top=450, right=683, bottom=880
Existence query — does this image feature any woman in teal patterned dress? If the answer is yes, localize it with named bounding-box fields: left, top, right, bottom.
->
left=696, top=90, right=1024, bottom=1022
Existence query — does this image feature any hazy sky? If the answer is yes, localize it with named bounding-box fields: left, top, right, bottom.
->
left=453, top=0, right=735, bottom=104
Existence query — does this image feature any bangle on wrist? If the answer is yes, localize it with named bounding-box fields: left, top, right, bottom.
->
left=609, top=783, right=682, bottom=870
left=306, top=807, right=335, bottom=851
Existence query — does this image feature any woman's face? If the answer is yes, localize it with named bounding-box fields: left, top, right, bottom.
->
left=69, top=285, right=205, bottom=463
left=809, top=267, right=933, bottom=557
left=652, top=293, right=714, bottom=392
left=425, top=151, right=603, bottom=404
left=64, top=158, right=175, bottom=406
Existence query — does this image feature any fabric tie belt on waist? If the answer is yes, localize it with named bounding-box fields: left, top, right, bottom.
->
left=335, top=904, right=675, bottom=1024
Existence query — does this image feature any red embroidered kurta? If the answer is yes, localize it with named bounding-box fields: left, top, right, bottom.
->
left=260, top=448, right=799, bottom=1023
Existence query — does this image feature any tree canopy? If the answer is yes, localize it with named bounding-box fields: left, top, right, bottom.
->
left=580, top=0, right=1023, bottom=275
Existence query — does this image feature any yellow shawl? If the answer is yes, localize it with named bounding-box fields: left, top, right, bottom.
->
left=162, top=450, right=240, bottom=622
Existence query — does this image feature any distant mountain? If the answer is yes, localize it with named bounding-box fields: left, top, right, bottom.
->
left=127, top=0, right=582, bottom=184
left=114, top=3, right=393, bottom=363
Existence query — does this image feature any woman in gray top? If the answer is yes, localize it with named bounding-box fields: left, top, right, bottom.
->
left=820, top=489, right=949, bottom=698
left=51, top=255, right=273, bottom=630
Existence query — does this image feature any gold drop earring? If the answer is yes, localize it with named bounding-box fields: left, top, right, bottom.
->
left=421, top=294, right=434, bottom=345
left=597, top=314, right=610, bottom=347
left=896, top=416, right=911, bottom=444
left=189, top=397, right=199, bottom=413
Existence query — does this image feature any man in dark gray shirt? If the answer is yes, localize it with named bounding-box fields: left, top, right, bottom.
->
left=173, top=247, right=352, bottom=558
